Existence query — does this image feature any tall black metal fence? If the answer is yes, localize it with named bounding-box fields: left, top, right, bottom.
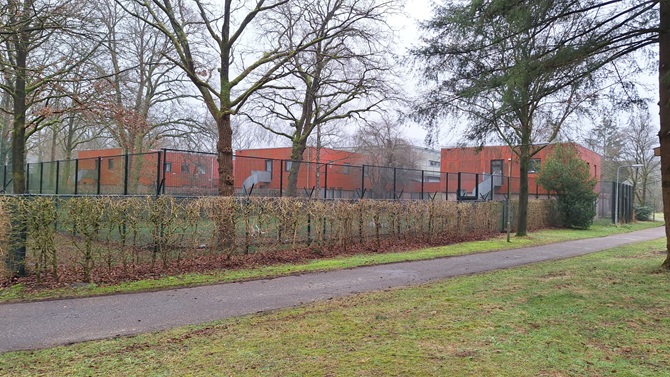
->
left=0, top=148, right=631, bottom=220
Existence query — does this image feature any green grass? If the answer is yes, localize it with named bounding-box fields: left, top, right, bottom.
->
left=0, top=219, right=662, bottom=304
left=1, top=238, right=668, bottom=376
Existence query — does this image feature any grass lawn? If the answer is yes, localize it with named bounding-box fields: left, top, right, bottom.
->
left=1, top=237, right=668, bottom=376
left=0, top=219, right=663, bottom=303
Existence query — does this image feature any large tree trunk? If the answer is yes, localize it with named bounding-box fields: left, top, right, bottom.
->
left=6, top=18, right=28, bottom=276
left=286, top=142, right=307, bottom=197
left=516, top=144, right=530, bottom=236
left=217, top=113, right=235, bottom=196
left=659, top=0, right=670, bottom=269
left=214, top=113, right=235, bottom=251
left=516, top=157, right=530, bottom=236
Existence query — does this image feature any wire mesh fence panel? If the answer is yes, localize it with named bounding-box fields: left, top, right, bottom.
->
left=421, top=169, right=443, bottom=200
left=363, top=165, right=397, bottom=199
left=322, top=162, right=362, bottom=199
left=3, top=148, right=607, bottom=205
left=387, top=166, right=420, bottom=200
left=456, top=172, right=478, bottom=199
left=164, top=150, right=218, bottom=196
left=40, top=161, right=60, bottom=194
left=235, top=156, right=280, bottom=197
left=444, top=173, right=459, bottom=200
left=26, top=163, right=41, bottom=194
left=56, top=160, right=77, bottom=195
left=280, top=159, right=322, bottom=199
left=75, top=157, right=100, bottom=195
left=126, top=152, right=160, bottom=196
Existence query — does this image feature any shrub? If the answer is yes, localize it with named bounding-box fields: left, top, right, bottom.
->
left=0, top=195, right=559, bottom=286
left=537, top=144, right=597, bottom=229
left=635, top=205, right=653, bottom=221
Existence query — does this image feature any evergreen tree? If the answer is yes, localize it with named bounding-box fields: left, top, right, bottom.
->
left=413, top=0, right=611, bottom=236
left=537, top=144, right=598, bottom=229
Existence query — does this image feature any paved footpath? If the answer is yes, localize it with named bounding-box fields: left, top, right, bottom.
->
left=0, top=226, right=664, bottom=353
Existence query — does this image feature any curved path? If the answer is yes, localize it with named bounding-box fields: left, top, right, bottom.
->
left=0, top=226, right=664, bottom=353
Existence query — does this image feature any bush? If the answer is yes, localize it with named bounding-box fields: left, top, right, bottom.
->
left=537, top=144, right=597, bottom=229
left=0, top=195, right=560, bottom=286
left=635, top=205, right=653, bottom=221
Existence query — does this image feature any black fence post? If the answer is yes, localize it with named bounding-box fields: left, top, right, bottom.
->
left=323, top=163, right=328, bottom=200
left=475, top=173, right=479, bottom=199
left=123, top=153, right=129, bottom=196
left=489, top=172, right=494, bottom=201
left=610, top=182, right=619, bottom=225
left=26, top=163, right=30, bottom=193
left=96, top=157, right=102, bottom=195
left=457, top=172, right=462, bottom=200
left=156, top=151, right=162, bottom=197
left=162, top=148, right=168, bottom=195
left=626, top=184, right=633, bottom=223
left=39, top=162, right=44, bottom=194
left=74, top=159, right=79, bottom=195
left=279, top=160, right=284, bottom=197
left=55, top=161, right=60, bottom=195
left=393, top=167, right=397, bottom=199
left=361, top=165, right=365, bottom=199
left=445, top=172, right=449, bottom=200
left=421, top=170, right=425, bottom=200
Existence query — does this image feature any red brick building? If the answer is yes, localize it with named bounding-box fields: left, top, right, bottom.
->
left=440, top=143, right=602, bottom=199
left=77, top=148, right=218, bottom=195
left=72, top=142, right=600, bottom=199
left=235, top=147, right=368, bottom=198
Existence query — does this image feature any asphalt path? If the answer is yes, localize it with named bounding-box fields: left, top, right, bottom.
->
left=0, top=226, right=664, bottom=353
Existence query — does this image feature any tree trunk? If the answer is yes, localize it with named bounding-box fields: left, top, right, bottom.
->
left=286, top=142, right=307, bottom=197
left=516, top=158, right=529, bottom=236
left=7, top=9, right=28, bottom=276
left=516, top=145, right=530, bottom=236
left=659, top=0, right=670, bottom=269
left=214, top=113, right=235, bottom=250
left=216, top=113, right=234, bottom=196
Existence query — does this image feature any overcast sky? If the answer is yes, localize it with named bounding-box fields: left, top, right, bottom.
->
left=387, top=1, right=661, bottom=150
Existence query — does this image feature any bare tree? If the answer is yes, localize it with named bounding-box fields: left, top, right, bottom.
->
left=623, top=109, right=661, bottom=207
left=0, top=0, right=100, bottom=276
left=91, top=2, right=204, bottom=155
left=355, top=118, right=417, bottom=168
left=582, top=114, right=625, bottom=182
left=117, top=0, right=339, bottom=198
left=245, top=0, right=399, bottom=197
left=354, top=117, right=419, bottom=198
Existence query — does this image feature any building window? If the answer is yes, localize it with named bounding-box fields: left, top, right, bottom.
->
left=265, top=160, right=273, bottom=172
left=285, top=161, right=292, bottom=171
left=181, top=163, right=190, bottom=173
left=196, top=164, right=206, bottom=175
left=343, top=163, right=350, bottom=175
left=164, top=162, right=172, bottom=173
left=528, top=158, right=541, bottom=173
left=491, top=159, right=504, bottom=176
left=108, top=159, right=114, bottom=170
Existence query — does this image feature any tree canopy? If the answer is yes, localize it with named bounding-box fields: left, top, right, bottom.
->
left=412, top=0, right=626, bottom=235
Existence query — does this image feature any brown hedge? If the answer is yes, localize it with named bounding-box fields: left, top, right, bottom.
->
left=0, top=196, right=558, bottom=285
